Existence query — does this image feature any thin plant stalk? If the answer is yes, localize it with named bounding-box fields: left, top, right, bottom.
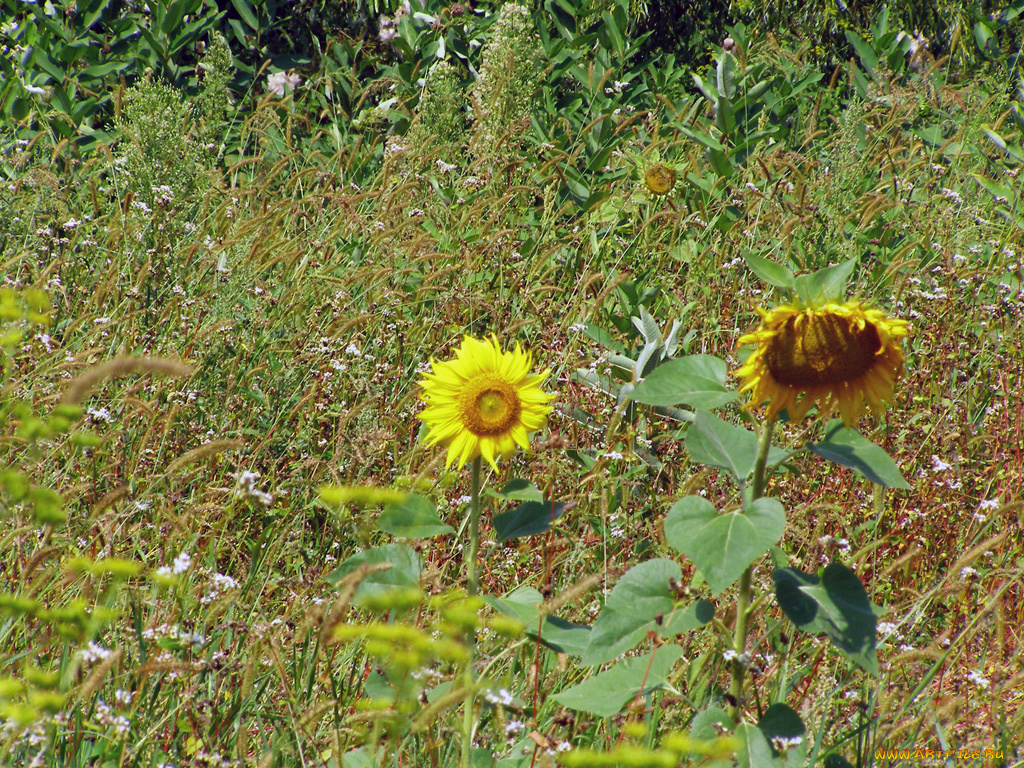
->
left=462, top=456, right=483, bottom=768
left=729, top=415, right=775, bottom=721
left=467, top=456, right=482, bottom=597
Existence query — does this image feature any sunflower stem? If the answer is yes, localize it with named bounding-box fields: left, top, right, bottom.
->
left=467, top=456, right=482, bottom=597
left=750, top=415, right=775, bottom=502
left=729, top=415, right=775, bottom=722
left=462, top=456, right=483, bottom=768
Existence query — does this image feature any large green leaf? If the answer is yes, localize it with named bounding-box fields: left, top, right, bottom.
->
left=485, top=478, right=543, bottom=503
left=493, top=500, right=566, bottom=542
left=773, top=562, right=879, bottom=676
left=484, top=587, right=591, bottom=657
left=685, top=411, right=790, bottom=484
left=686, top=410, right=758, bottom=482
left=341, top=747, right=372, bottom=768
left=665, top=496, right=785, bottom=595
left=690, top=706, right=735, bottom=740
left=230, top=0, right=260, bottom=30
left=745, top=254, right=796, bottom=290
left=793, top=260, right=857, bottom=305
left=629, top=356, right=737, bottom=410
left=582, top=559, right=713, bottom=666
left=734, top=723, right=777, bottom=768
left=551, top=646, right=683, bottom=717
left=325, top=544, right=421, bottom=601
left=844, top=31, right=878, bottom=74
left=758, top=703, right=807, bottom=762
left=376, top=495, right=454, bottom=539
left=806, top=421, right=910, bottom=489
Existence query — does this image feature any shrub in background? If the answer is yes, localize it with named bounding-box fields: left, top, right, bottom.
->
left=470, top=3, right=544, bottom=176
left=197, top=31, right=236, bottom=150
left=114, top=77, right=209, bottom=212
left=406, top=60, right=468, bottom=165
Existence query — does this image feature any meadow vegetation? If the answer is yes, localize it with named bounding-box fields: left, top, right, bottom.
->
left=1, top=0, right=1023, bottom=766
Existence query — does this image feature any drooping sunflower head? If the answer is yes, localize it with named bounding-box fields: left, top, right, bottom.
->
left=735, top=300, right=909, bottom=426
left=643, top=163, right=677, bottom=196
left=418, top=335, right=554, bottom=470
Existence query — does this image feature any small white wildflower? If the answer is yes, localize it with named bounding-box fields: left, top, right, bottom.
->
left=771, top=735, right=803, bottom=752
left=960, top=566, right=978, bottom=579
left=930, top=455, right=952, bottom=472
left=940, top=188, right=962, bottom=205
left=484, top=688, right=514, bottom=707
left=152, top=185, right=174, bottom=205
left=877, top=622, right=899, bottom=637
left=266, top=71, right=302, bottom=97
left=967, top=670, right=990, bottom=690
left=505, top=720, right=525, bottom=736
left=235, top=470, right=273, bottom=507
left=82, top=641, right=112, bottom=664
left=602, top=450, right=624, bottom=460
left=87, top=406, right=114, bottom=423
left=210, top=573, right=239, bottom=590
left=172, top=552, right=192, bottom=575
left=979, top=498, right=999, bottom=510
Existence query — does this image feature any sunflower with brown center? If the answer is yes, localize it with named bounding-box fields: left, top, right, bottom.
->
left=643, top=163, right=677, bottom=195
left=418, top=335, right=554, bottom=469
left=735, top=300, right=909, bottom=425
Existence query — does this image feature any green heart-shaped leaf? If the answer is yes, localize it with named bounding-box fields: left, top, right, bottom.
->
left=485, top=478, right=543, bottom=502
left=377, top=495, right=454, bottom=539
left=630, top=356, right=737, bottom=410
left=582, top=559, right=713, bottom=666
left=492, top=500, right=566, bottom=541
left=665, top=496, right=785, bottom=595
left=773, top=562, right=879, bottom=675
left=552, top=646, right=683, bottom=717
left=807, top=420, right=910, bottom=489
left=758, top=703, right=807, bottom=762
left=484, top=587, right=591, bottom=657
left=734, top=723, right=778, bottom=768
left=325, top=544, right=421, bottom=602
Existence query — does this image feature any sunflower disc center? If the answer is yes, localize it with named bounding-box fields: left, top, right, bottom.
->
left=644, top=164, right=676, bottom=195
left=765, top=312, right=882, bottom=387
left=461, top=377, right=521, bottom=436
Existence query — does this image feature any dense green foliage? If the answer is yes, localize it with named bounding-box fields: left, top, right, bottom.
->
left=2, top=1, right=1024, bottom=767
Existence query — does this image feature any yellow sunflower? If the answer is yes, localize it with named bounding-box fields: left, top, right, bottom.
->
left=643, top=163, right=677, bottom=196
left=418, top=335, right=554, bottom=470
left=735, top=300, right=909, bottom=425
